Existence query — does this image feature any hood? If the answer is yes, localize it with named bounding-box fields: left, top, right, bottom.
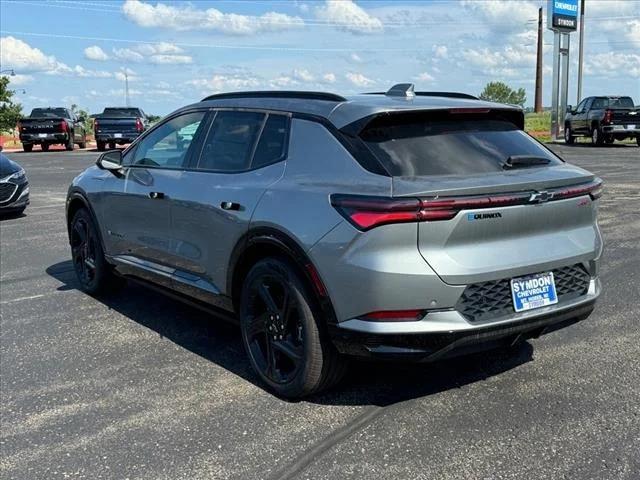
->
left=0, top=153, right=23, bottom=178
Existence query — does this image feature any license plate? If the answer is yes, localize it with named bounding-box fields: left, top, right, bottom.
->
left=510, top=272, right=558, bottom=313
left=627, top=124, right=636, bottom=130
left=38, top=133, right=48, bottom=138
left=114, top=133, right=123, bottom=138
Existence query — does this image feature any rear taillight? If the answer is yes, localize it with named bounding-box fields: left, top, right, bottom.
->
left=361, top=310, right=425, bottom=322
left=135, top=117, right=143, bottom=132
left=60, top=120, right=68, bottom=132
left=603, top=109, right=613, bottom=124
left=331, top=179, right=603, bottom=231
left=553, top=179, right=603, bottom=201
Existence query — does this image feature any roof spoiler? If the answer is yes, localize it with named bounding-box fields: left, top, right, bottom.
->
left=365, top=84, right=478, bottom=100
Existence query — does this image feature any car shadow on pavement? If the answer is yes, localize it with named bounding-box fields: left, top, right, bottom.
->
left=47, top=260, right=534, bottom=407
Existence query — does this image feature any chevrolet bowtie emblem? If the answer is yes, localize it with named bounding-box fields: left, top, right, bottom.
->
left=529, top=191, right=554, bottom=203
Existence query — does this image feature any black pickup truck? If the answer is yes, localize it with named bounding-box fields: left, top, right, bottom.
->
left=94, top=107, right=148, bottom=151
left=564, top=96, right=639, bottom=146
left=18, top=108, right=88, bottom=152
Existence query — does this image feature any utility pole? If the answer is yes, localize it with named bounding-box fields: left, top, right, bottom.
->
left=577, top=0, right=585, bottom=103
left=124, top=71, right=130, bottom=107
left=535, top=7, right=543, bottom=113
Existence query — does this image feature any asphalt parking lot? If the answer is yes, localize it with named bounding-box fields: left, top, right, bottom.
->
left=1, top=144, right=639, bottom=480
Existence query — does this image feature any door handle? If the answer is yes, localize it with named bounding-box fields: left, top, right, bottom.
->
left=149, top=191, right=165, bottom=199
left=220, top=201, right=241, bottom=211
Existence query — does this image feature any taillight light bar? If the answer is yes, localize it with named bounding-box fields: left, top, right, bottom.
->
left=135, top=117, right=144, bottom=132
left=603, top=109, right=613, bottom=124
left=331, top=179, right=603, bottom=231
left=60, top=120, right=68, bottom=132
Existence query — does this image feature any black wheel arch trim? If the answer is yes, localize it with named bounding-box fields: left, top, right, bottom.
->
left=66, top=189, right=107, bottom=254
left=228, top=226, right=339, bottom=326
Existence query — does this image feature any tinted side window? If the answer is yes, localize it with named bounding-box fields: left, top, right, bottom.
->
left=592, top=98, right=607, bottom=109
left=576, top=99, right=587, bottom=112
left=197, top=111, right=265, bottom=172
left=252, top=114, right=288, bottom=169
left=127, top=111, right=206, bottom=168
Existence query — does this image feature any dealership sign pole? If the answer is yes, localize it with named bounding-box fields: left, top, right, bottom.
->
left=548, top=0, right=578, bottom=141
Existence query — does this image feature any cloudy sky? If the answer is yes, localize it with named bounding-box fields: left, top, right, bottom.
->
left=1, top=0, right=638, bottom=116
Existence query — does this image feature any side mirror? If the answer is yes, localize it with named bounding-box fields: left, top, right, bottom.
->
left=96, top=150, right=123, bottom=173
left=566, top=105, right=573, bottom=113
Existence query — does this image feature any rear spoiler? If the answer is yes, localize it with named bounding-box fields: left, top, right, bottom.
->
left=340, top=108, right=525, bottom=137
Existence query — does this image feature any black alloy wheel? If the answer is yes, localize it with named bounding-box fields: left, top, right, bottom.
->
left=69, top=209, right=122, bottom=294
left=240, top=258, right=345, bottom=398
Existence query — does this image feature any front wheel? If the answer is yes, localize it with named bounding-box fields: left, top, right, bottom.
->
left=240, top=258, right=346, bottom=398
left=636, top=136, right=640, bottom=147
left=108, top=142, right=116, bottom=150
left=564, top=125, right=575, bottom=144
left=78, top=141, right=87, bottom=149
left=70, top=209, right=123, bottom=294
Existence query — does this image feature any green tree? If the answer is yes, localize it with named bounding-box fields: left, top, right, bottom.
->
left=479, top=81, right=527, bottom=107
left=70, top=103, right=95, bottom=133
left=0, top=76, right=23, bottom=133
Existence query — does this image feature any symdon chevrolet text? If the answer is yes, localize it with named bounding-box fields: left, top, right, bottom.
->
left=66, top=84, right=603, bottom=398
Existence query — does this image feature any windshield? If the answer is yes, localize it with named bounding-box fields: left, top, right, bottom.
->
left=361, top=116, right=562, bottom=177
left=30, top=108, right=68, bottom=118
left=103, top=108, right=142, bottom=117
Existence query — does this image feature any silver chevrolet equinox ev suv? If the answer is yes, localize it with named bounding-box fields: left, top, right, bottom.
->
left=66, top=84, right=603, bottom=398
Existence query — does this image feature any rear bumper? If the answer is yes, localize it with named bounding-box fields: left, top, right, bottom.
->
left=20, top=133, right=68, bottom=143
left=330, top=278, right=599, bottom=361
left=96, top=133, right=140, bottom=143
left=601, top=125, right=639, bottom=135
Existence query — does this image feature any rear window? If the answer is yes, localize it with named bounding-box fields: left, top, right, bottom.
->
left=592, top=97, right=634, bottom=109
left=360, top=115, right=562, bottom=176
left=103, top=108, right=142, bottom=117
left=30, top=108, right=68, bottom=118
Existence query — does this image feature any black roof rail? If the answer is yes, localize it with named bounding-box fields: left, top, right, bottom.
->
left=201, top=91, right=347, bottom=102
left=364, top=91, right=478, bottom=100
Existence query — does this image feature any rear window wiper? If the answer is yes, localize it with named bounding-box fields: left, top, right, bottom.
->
left=503, top=155, right=551, bottom=169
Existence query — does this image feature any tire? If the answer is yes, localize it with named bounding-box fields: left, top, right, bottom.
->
left=41, top=143, right=49, bottom=152
left=69, top=208, right=124, bottom=295
left=564, top=125, right=575, bottom=144
left=591, top=126, right=604, bottom=146
left=637, top=136, right=640, bottom=147
left=23, top=144, right=33, bottom=152
left=239, top=257, right=346, bottom=398
left=78, top=142, right=87, bottom=149
left=97, top=141, right=106, bottom=152
left=65, top=133, right=75, bottom=151
left=108, top=142, right=116, bottom=150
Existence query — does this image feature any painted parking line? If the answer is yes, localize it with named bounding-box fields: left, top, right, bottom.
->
left=0, top=293, right=48, bottom=305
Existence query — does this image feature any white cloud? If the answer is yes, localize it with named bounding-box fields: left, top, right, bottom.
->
left=69, top=65, right=112, bottom=78
left=149, top=54, right=192, bottom=64
left=113, top=47, right=145, bottom=63
left=350, top=53, right=363, bottom=63
left=461, top=0, right=538, bottom=34
left=415, top=71, right=434, bottom=82
left=84, top=45, right=110, bottom=61
left=585, top=53, right=640, bottom=78
left=270, top=76, right=297, bottom=88
left=1, top=36, right=62, bottom=73
left=188, top=74, right=261, bottom=93
left=315, top=0, right=383, bottom=34
left=112, top=43, right=192, bottom=64
left=122, top=0, right=304, bottom=34
left=322, top=72, right=337, bottom=83
left=292, top=68, right=314, bottom=82
left=346, top=72, right=375, bottom=87
left=432, top=45, right=448, bottom=59
left=8, top=74, right=34, bottom=86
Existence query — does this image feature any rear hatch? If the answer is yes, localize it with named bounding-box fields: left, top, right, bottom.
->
left=359, top=109, right=602, bottom=285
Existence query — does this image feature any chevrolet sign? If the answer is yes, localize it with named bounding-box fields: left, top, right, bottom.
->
left=547, top=0, right=578, bottom=32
